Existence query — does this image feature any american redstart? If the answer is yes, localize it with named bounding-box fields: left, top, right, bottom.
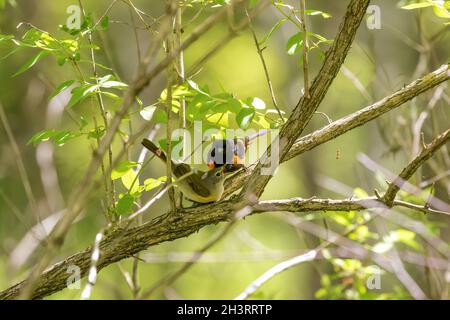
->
left=142, top=139, right=227, bottom=204
left=206, top=130, right=268, bottom=173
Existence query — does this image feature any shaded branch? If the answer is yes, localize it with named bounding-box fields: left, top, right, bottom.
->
left=16, top=0, right=247, bottom=299
left=2, top=193, right=449, bottom=299
left=383, top=128, right=450, bottom=206
left=240, top=0, right=370, bottom=198
left=223, top=63, right=450, bottom=197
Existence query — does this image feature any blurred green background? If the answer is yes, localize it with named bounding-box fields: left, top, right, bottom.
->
left=0, top=0, right=449, bottom=299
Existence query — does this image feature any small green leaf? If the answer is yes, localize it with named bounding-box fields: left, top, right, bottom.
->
left=121, top=169, right=140, bottom=194
left=236, top=107, right=255, bottom=130
left=68, top=84, right=98, bottom=108
left=13, top=50, right=50, bottom=77
left=111, top=161, right=140, bottom=180
left=53, top=131, right=76, bottom=146
left=432, top=4, right=450, bottom=18
left=249, top=97, right=266, bottom=110
left=27, top=129, right=56, bottom=146
left=259, top=18, right=287, bottom=46
left=100, top=16, right=109, bottom=30
left=401, top=2, right=434, bottom=9
left=49, top=80, right=76, bottom=99
left=27, top=129, right=77, bottom=146
left=226, top=97, right=242, bottom=114
left=144, top=177, right=165, bottom=191
left=116, top=193, right=135, bottom=215
left=286, top=32, right=303, bottom=56
left=87, top=126, right=106, bottom=140
left=304, top=9, right=332, bottom=18
left=100, top=80, right=128, bottom=89
left=187, top=80, right=210, bottom=96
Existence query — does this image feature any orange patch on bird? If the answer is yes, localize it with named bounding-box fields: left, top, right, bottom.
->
left=233, top=154, right=244, bottom=165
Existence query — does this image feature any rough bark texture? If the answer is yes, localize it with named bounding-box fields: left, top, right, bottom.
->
left=241, top=0, right=371, bottom=198
left=1, top=1, right=449, bottom=300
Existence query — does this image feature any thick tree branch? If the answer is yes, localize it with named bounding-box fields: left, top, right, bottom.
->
left=17, top=0, right=248, bottom=299
left=2, top=192, right=449, bottom=300
left=4, top=62, right=448, bottom=300
left=2, top=59, right=448, bottom=302
left=3, top=1, right=449, bottom=300
left=240, top=0, right=370, bottom=198
left=223, top=63, right=450, bottom=197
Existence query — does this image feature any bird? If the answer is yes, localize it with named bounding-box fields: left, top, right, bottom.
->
left=142, top=138, right=227, bottom=204
left=206, top=130, right=268, bottom=173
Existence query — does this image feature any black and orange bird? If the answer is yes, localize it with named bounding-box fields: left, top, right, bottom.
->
left=206, top=130, right=268, bottom=173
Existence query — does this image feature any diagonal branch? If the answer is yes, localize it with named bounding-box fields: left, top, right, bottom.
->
left=16, top=0, right=248, bottom=299
left=2, top=192, right=449, bottom=300
left=383, top=128, right=450, bottom=206
left=223, top=63, right=450, bottom=197
left=1, top=63, right=448, bottom=301
left=240, top=0, right=370, bottom=198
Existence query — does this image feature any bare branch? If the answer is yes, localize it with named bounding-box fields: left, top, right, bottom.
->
left=240, top=0, right=371, bottom=198
left=383, top=128, right=450, bottom=206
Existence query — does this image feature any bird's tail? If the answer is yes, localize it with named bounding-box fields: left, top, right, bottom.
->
left=141, top=139, right=168, bottom=163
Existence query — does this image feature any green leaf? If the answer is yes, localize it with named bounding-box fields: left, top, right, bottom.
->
left=432, top=4, right=450, bottom=18
left=249, top=97, right=266, bottom=110
left=286, top=32, right=303, bottom=56
left=121, top=169, right=140, bottom=194
left=13, top=50, right=50, bottom=77
left=27, top=129, right=56, bottom=146
left=27, top=129, right=77, bottom=146
left=187, top=80, right=210, bottom=96
left=100, top=80, right=128, bottom=89
left=226, top=97, right=242, bottom=114
left=144, top=177, right=166, bottom=191
left=236, top=107, right=255, bottom=130
left=87, top=126, right=106, bottom=140
left=304, top=9, right=332, bottom=18
left=0, top=34, right=14, bottom=43
left=68, top=84, right=98, bottom=108
left=401, top=2, right=434, bottom=9
left=52, top=131, right=76, bottom=146
left=259, top=18, right=287, bottom=46
left=116, top=193, right=135, bottom=215
left=111, top=161, right=140, bottom=180
left=49, top=80, right=76, bottom=99
left=100, top=16, right=109, bottom=30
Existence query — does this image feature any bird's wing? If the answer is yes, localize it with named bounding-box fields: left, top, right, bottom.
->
left=185, top=174, right=211, bottom=197
left=173, top=164, right=211, bottom=197
left=173, top=163, right=192, bottom=177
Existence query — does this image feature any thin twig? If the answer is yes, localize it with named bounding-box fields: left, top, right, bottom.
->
left=140, top=205, right=253, bottom=299
left=299, top=0, right=309, bottom=98
left=0, top=103, right=40, bottom=223
left=382, top=128, right=450, bottom=206
left=245, top=9, right=284, bottom=122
